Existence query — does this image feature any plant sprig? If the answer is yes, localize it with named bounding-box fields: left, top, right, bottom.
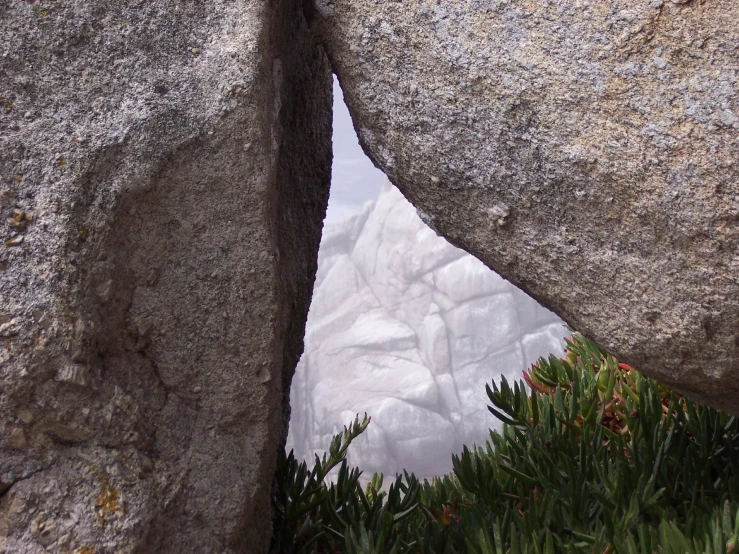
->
left=272, top=334, right=739, bottom=553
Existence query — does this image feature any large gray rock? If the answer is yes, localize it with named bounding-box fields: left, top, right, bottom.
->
left=0, top=2, right=330, bottom=552
left=313, top=1, right=739, bottom=411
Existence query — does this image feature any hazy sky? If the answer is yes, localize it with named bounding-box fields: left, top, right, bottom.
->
left=324, top=76, right=386, bottom=224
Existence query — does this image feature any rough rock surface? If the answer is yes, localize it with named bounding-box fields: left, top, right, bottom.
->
left=314, top=1, right=739, bottom=411
left=0, top=2, right=330, bottom=553
left=288, top=182, right=566, bottom=478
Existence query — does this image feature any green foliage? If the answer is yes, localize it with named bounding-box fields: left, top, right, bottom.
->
left=271, top=414, right=421, bottom=553
left=272, top=334, right=739, bottom=553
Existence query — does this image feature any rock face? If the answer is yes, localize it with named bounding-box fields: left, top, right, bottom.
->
left=314, top=1, right=739, bottom=412
left=288, top=182, right=566, bottom=478
left=0, top=2, right=330, bottom=553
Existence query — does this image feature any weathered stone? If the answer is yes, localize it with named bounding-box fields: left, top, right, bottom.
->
left=314, top=1, right=739, bottom=411
left=0, top=1, right=331, bottom=552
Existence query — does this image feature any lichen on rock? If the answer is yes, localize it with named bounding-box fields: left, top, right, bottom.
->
left=0, top=1, right=331, bottom=552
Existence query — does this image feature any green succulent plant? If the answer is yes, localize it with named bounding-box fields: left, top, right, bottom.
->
left=272, top=334, right=739, bottom=553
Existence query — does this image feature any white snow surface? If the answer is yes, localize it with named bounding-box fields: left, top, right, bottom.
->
left=287, top=181, right=568, bottom=479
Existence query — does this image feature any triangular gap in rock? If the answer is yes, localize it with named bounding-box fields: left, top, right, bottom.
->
left=286, top=75, right=568, bottom=481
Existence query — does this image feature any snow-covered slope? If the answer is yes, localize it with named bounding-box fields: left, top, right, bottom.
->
left=287, top=182, right=567, bottom=478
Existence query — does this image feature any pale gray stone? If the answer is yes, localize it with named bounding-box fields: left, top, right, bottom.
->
left=314, top=1, right=739, bottom=411
left=0, top=1, right=331, bottom=552
left=288, top=183, right=566, bottom=479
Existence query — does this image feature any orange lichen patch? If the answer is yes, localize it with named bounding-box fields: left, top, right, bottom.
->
left=57, top=156, right=67, bottom=166
left=95, top=480, right=122, bottom=527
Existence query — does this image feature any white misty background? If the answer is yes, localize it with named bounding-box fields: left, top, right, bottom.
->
left=287, top=77, right=567, bottom=479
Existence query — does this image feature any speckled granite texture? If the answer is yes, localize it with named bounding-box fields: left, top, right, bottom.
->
left=315, top=0, right=739, bottom=412
left=0, top=2, right=331, bottom=552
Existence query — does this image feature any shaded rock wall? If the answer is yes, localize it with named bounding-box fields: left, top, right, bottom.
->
left=313, top=1, right=739, bottom=411
left=0, top=1, right=331, bottom=552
